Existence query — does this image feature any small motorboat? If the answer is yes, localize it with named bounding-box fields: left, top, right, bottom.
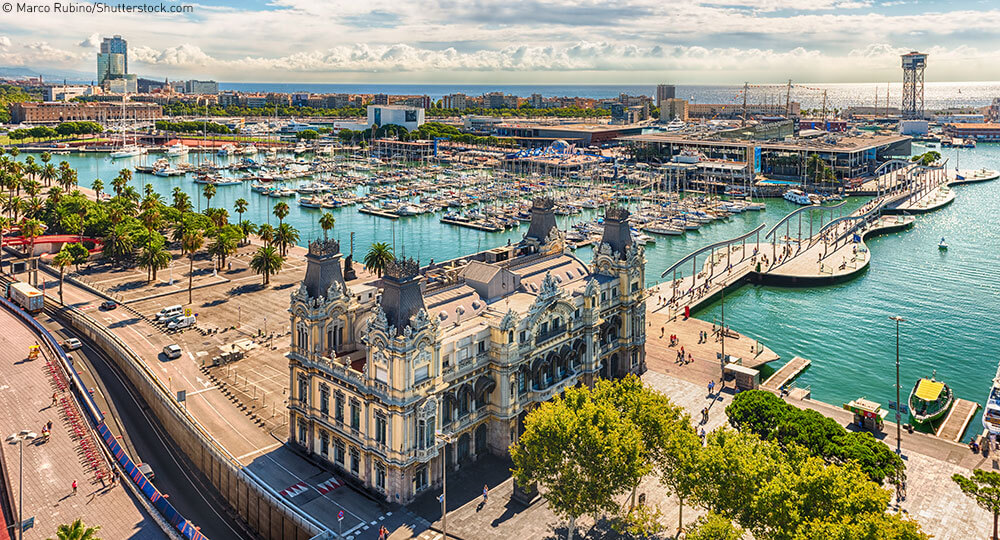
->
left=908, top=373, right=954, bottom=425
left=938, top=237, right=948, bottom=250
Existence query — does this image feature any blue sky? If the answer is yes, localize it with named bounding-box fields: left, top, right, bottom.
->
left=1, top=0, right=999, bottom=83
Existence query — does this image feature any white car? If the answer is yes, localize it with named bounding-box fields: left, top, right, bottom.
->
left=63, top=337, right=82, bottom=351
left=167, top=315, right=196, bottom=331
left=162, top=344, right=182, bottom=359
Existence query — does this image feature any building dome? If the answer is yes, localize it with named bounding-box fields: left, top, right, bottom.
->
left=550, top=139, right=571, bottom=152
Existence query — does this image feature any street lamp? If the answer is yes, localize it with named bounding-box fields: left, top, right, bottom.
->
left=7, top=430, right=37, bottom=540
left=719, top=278, right=727, bottom=380
left=435, top=431, right=452, bottom=540
left=888, top=315, right=905, bottom=456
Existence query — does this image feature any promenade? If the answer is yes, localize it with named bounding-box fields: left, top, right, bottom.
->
left=0, top=307, right=164, bottom=540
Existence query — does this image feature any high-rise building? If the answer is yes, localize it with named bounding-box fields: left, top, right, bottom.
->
left=660, top=98, right=688, bottom=122
left=656, top=84, right=676, bottom=108
left=184, top=80, right=219, bottom=94
left=100, top=35, right=128, bottom=73
left=97, top=52, right=126, bottom=86
left=442, top=93, right=468, bottom=110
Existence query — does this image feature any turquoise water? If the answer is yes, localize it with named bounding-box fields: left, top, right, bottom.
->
left=23, top=145, right=998, bottom=438
left=698, top=144, right=999, bottom=439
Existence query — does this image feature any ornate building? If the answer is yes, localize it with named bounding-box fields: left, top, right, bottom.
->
left=287, top=199, right=646, bottom=503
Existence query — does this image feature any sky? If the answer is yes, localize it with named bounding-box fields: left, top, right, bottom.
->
left=1, top=0, right=999, bottom=84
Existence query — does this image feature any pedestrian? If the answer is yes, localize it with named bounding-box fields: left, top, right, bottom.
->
left=46, top=420, right=52, bottom=431
left=72, top=480, right=77, bottom=495
left=483, top=483, right=489, bottom=503
left=708, top=380, right=715, bottom=394
left=51, top=392, right=57, bottom=406
left=660, top=327, right=664, bottom=339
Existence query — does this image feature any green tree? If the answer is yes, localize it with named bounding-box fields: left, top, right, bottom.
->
left=233, top=198, right=249, bottom=239
left=272, top=201, right=289, bottom=225
left=274, top=222, right=299, bottom=257
left=208, top=228, right=239, bottom=270
left=172, top=188, right=192, bottom=213
left=257, top=223, right=275, bottom=246
left=686, top=513, right=744, bottom=540
left=137, top=240, right=171, bottom=283
left=180, top=230, right=204, bottom=304
left=49, top=518, right=101, bottom=540
left=111, top=168, right=130, bottom=196
left=363, top=241, right=394, bottom=277
left=52, top=247, right=74, bottom=304
left=953, top=470, right=1000, bottom=540
left=65, top=242, right=90, bottom=272
left=296, top=129, right=319, bottom=140
left=91, top=178, right=104, bottom=200
left=250, top=245, right=283, bottom=285
left=202, top=183, right=216, bottom=209
left=102, top=223, right=134, bottom=264
left=510, top=384, right=646, bottom=540
left=319, top=211, right=335, bottom=240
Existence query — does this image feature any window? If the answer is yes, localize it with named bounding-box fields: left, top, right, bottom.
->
left=375, top=462, right=386, bottom=492
left=443, top=354, right=451, bottom=368
left=508, top=331, right=514, bottom=343
left=426, top=417, right=435, bottom=448
left=335, top=393, right=344, bottom=422
left=297, top=324, right=309, bottom=351
left=350, top=448, right=360, bottom=476
left=415, top=365, right=429, bottom=382
left=375, top=412, right=387, bottom=445
left=631, top=281, right=639, bottom=292
left=415, top=465, right=428, bottom=491
left=297, top=419, right=307, bottom=445
left=417, top=419, right=426, bottom=450
left=297, top=376, right=309, bottom=406
left=320, top=430, right=329, bottom=456
left=518, top=371, right=526, bottom=393
left=477, top=340, right=486, bottom=353
left=540, top=322, right=547, bottom=335
left=601, top=291, right=607, bottom=302
left=574, top=308, right=581, bottom=319
left=334, top=439, right=345, bottom=465
left=519, top=330, right=526, bottom=343
left=350, top=401, right=360, bottom=431
left=319, top=385, right=329, bottom=415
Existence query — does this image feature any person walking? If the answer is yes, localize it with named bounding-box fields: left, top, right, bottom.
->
left=708, top=380, right=715, bottom=395
left=51, top=392, right=58, bottom=406
left=72, top=479, right=77, bottom=495
left=483, top=484, right=489, bottom=503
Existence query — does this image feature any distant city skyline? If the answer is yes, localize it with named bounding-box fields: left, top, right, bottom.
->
left=3, top=0, right=1000, bottom=84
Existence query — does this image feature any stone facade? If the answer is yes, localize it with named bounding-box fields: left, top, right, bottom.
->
left=287, top=201, right=646, bottom=504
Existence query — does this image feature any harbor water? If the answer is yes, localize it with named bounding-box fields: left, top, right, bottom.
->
left=24, top=143, right=998, bottom=439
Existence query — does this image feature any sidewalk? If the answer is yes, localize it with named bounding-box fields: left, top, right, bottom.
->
left=0, top=308, right=164, bottom=539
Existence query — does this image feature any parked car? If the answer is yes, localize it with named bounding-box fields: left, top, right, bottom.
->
left=62, top=337, right=82, bottom=351
left=99, top=300, right=118, bottom=311
left=154, top=305, right=183, bottom=321
left=162, top=344, right=182, bottom=359
left=136, top=463, right=155, bottom=482
left=167, top=315, right=196, bottom=331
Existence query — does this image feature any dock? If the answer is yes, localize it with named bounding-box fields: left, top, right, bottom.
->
left=936, top=399, right=980, bottom=442
left=439, top=218, right=503, bottom=232
left=762, top=356, right=811, bottom=391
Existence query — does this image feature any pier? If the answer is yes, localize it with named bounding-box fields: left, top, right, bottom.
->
left=936, top=399, right=980, bottom=442
left=358, top=206, right=400, bottom=219
left=762, top=356, right=811, bottom=392
left=439, top=217, right=504, bottom=232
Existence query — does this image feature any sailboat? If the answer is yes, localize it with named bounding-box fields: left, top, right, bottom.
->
left=110, top=94, right=146, bottom=159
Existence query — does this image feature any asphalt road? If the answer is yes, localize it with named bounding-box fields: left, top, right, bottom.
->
left=39, top=309, right=256, bottom=540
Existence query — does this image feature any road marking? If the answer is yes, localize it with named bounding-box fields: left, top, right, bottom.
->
left=187, top=351, right=195, bottom=361
left=278, top=481, right=309, bottom=498
left=316, top=477, right=343, bottom=494
left=235, top=442, right=281, bottom=461
left=187, top=386, right=217, bottom=397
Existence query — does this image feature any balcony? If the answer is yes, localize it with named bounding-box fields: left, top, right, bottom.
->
left=535, top=327, right=566, bottom=346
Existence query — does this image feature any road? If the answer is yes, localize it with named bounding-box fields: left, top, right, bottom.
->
left=37, top=307, right=256, bottom=540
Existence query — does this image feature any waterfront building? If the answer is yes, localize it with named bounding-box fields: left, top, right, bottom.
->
left=184, top=80, right=219, bottom=94
left=530, top=93, right=544, bottom=109
left=442, top=93, right=468, bottom=111
left=43, top=85, right=97, bottom=102
left=656, top=84, right=676, bottom=108
left=287, top=200, right=646, bottom=503
left=687, top=102, right=800, bottom=119
left=9, top=101, right=162, bottom=124
left=373, top=93, right=389, bottom=105
left=96, top=52, right=125, bottom=86
left=104, top=75, right=137, bottom=94
left=100, top=35, right=128, bottom=72
left=462, top=115, right=503, bottom=135
left=368, top=105, right=425, bottom=131
left=943, top=123, right=1000, bottom=141
left=660, top=98, right=688, bottom=123
left=494, top=122, right=644, bottom=148
left=611, top=103, right=648, bottom=124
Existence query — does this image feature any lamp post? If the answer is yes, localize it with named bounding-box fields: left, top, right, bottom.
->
left=7, top=430, right=37, bottom=540
left=435, top=431, right=452, bottom=539
left=888, top=315, right=905, bottom=456
left=719, top=278, right=726, bottom=380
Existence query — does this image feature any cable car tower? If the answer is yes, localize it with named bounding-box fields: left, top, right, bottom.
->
left=901, top=51, right=927, bottom=119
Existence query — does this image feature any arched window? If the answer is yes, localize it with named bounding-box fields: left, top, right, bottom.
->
left=297, top=323, right=309, bottom=352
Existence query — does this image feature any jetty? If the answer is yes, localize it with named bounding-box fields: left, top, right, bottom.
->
left=936, top=399, right=980, bottom=442
left=358, top=206, right=400, bottom=219
left=762, top=356, right=811, bottom=392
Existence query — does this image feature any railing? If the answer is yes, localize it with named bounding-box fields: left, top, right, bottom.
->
left=659, top=223, right=767, bottom=280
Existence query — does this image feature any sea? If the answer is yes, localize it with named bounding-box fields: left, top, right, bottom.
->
left=219, top=81, right=1000, bottom=110
left=19, top=141, right=999, bottom=441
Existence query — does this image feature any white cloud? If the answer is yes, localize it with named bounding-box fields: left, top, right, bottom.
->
left=0, top=37, right=11, bottom=49
left=78, top=33, right=101, bottom=48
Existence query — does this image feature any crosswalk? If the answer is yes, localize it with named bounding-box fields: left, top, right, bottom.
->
left=277, top=481, right=309, bottom=497
left=316, top=476, right=343, bottom=494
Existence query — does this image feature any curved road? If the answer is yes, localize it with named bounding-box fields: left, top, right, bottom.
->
left=36, top=308, right=256, bottom=540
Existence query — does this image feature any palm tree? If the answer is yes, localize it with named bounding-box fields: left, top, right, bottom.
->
left=272, top=201, right=289, bottom=225
left=250, top=245, right=283, bottom=286
left=207, top=231, right=238, bottom=270
left=180, top=230, right=203, bottom=304
left=172, top=189, right=192, bottom=213
left=40, top=163, right=56, bottom=187
left=111, top=170, right=129, bottom=196
left=21, top=218, right=44, bottom=284
left=202, top=183, right=216, bottom=209
left=51, top=518, right=101, bottom=540
left=59, top=168, right=77, bottom=191
left=364, top=242, right=394, bottom=277
left=91, top=178, right=104, bottom=200
left=233, top=198, right=248, bottom=239
left=53, top=248, right=74, bottom=304
left=274, top=222, right=299, bottom=256
left=102, top=223, right=134, bottom=264
left=205, top=207, right=229, bottom=229
left=137, top=242, right=171, bottom=283
left=40, top=151, right=51, bottom=166
left=319, top=212, right=335, bottom=240
left=257, top=223, right=275, bottom=247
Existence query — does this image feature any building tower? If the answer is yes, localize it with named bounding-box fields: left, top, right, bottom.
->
left=901, top=52, right=927, bottom=119
left=656, top=84, right=676, bottom=108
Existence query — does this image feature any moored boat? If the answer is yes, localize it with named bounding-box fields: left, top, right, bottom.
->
left=908, top=374, right=954, bottom=425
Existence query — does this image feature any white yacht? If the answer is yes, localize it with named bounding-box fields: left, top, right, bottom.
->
left=984, top=364, right=1000, bottom=436
left=111, top=145, right=146, bottom=159
left=783, top=189, right=818, bottom=206
left=165, top=143, right=189, bottom=156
